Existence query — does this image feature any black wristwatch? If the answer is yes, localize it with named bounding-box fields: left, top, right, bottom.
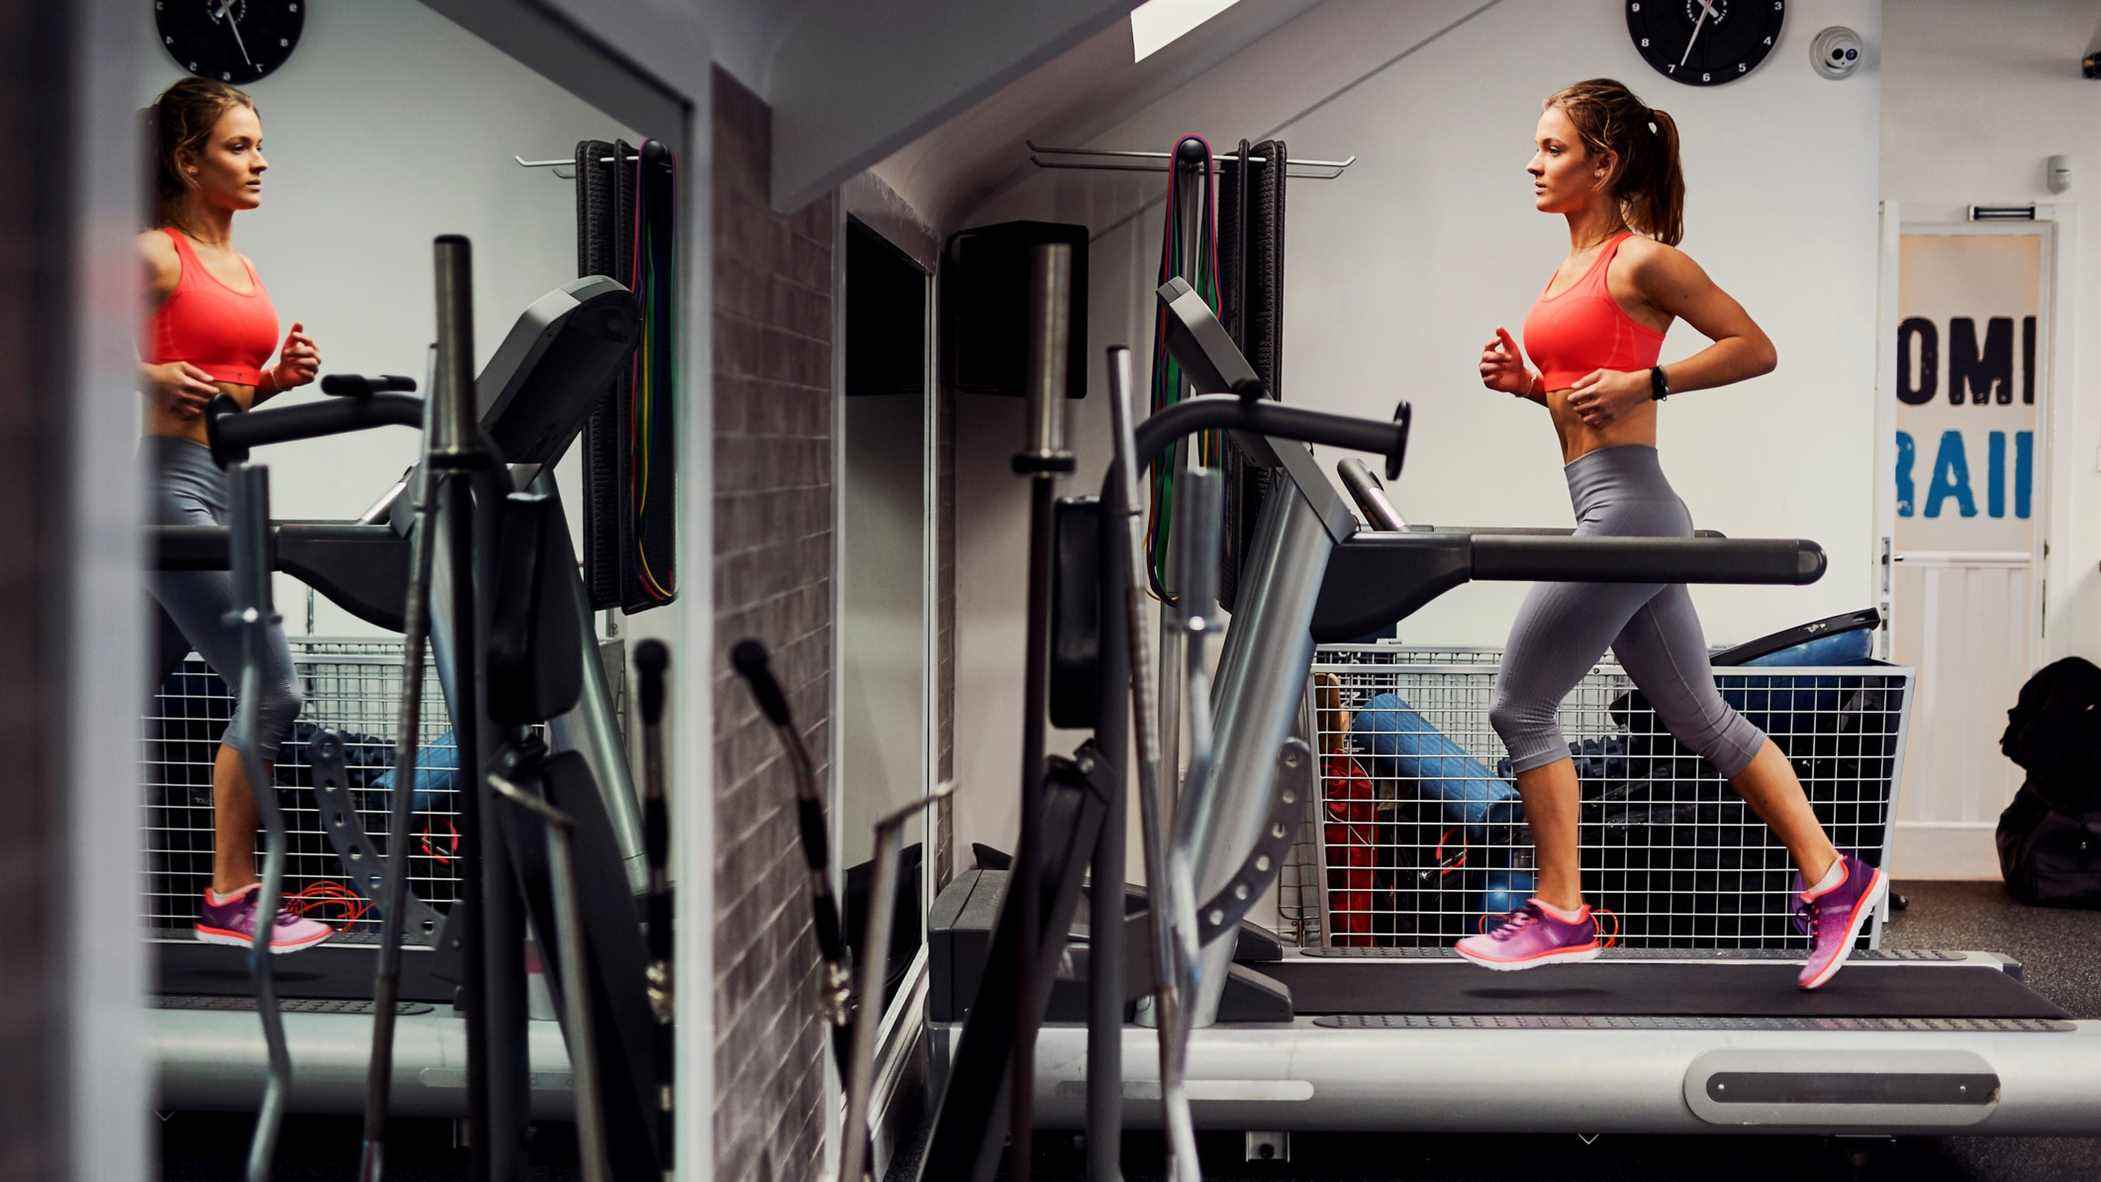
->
left=1649, top=366, right=1671, bottom=402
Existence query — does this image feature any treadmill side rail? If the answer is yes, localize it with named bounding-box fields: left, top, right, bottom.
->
left=1685, top=1049, right=2000, bottom=1128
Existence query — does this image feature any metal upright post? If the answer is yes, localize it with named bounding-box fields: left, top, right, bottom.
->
left=1158, top=137, right=1208, bottom=804
left=227, top=463, right=292, bottom=1182
left=431, top=235, right=525, bottom=1181
left=1011, top=241, right=1074, bottom=1182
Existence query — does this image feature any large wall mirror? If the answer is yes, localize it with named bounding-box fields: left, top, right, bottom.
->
left=138, top=0, right=674, bottom=1167
left=838, top=213, right=935, bottom=1033
left=137, top=0, right=646, bottom=962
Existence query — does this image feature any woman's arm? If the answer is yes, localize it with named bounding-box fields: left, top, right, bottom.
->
left=137, top=231, right=180, bottom=330
left=1563, top=243, right=1776, bottom=427
left=1632, top=243, right=1778, bottom=393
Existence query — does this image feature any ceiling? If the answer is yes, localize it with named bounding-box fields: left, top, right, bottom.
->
left=869, top=0, right=1326, bottom=233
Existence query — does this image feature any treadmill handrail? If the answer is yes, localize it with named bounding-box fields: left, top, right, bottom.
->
left=1471, top=534, right=1825, bottom=583
left=149, top=522, right=411, bottom=632
left=206, top=391, right=425, bottom=467
left=1400, top=525, right=1727, bottom=538
left=1128, top=394, right=1408, bottom=482
left=1337, top=458, right=1407, bottom=531
left=1313, top=531, right=1826, bottom=643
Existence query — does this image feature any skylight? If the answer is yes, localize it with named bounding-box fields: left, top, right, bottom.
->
left=1131, top=0, right=1242, bottom=63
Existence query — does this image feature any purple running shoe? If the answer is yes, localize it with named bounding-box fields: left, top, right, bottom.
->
left=1795, top=851, right=1887, bottom=991
left=196, top=884, right=334, bottom=954
left=1455, top=898, right=1601, bottom=970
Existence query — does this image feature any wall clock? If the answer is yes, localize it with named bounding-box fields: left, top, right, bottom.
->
left=1627, top=1, right=1784, bottom=87
left=156, top=1, right=306, bottom=84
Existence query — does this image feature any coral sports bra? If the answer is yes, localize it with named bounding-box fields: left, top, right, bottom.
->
left=146, top=226, right=279, bottom=387
left=1520, top=231, right=1664, bottom=392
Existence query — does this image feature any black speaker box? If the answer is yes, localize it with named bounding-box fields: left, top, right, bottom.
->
left=941, top=220, right=1088, bottom=399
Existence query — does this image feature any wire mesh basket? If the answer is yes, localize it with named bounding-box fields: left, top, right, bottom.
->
left=1283, top=643, right=1913, bottom=951
left=141, top=638, right=466, bottom=939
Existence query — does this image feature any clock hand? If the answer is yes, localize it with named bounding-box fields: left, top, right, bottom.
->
left=1677, top=6, right=1711, bottom=71
left=215, top=0, right=256, bottom=68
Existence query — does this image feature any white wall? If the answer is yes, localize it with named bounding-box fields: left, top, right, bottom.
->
left=948, top=0, right=1884, bottom=879
left=137, top=0, right=637, bottom=634
left=1882, top=0, right=2101, bottom=665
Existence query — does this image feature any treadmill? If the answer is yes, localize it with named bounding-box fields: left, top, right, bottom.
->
left=148, top=276, right=648, bottom=1119
left=925, top=281, right=2098, bottom=1166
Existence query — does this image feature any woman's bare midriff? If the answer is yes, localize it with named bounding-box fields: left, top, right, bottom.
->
left=1544, top=387, right=1657, bottom=465
left=145, top=379, right=256, bottom=446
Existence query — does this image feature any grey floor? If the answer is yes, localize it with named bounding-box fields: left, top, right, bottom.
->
left=159, top=882, right=2100, bottom=1181
left=951, top=881, right=2101, bottom=1182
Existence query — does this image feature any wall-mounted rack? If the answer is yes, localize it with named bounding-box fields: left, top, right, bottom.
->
left=1026, top=139, right=1356, bottom=180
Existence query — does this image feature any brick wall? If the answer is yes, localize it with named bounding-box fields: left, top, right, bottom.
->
left=709, top=65, right=834, bottom=1182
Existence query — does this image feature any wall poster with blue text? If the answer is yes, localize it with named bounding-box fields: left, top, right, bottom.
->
left=1893, top=231, right=2043, bottom=552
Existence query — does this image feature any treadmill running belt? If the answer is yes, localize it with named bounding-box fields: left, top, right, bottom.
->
left=1264, top=961, right=2069, bottom=1020
left=155, top=936, right=456, bottom=1004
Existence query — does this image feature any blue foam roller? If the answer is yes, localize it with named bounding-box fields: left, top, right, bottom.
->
left=1349, top=693, right=1517, bottom=831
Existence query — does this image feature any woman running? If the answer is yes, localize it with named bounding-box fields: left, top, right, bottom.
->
left=141, top=77, right=330, bottom=953
left=1454, top=79, right=1884, bottom=990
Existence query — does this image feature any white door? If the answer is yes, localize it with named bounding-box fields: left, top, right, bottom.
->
left=1878, top=216, right=2054, bottom=879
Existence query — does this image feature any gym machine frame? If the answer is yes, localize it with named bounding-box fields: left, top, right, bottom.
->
left=923, top=278, right=2098, bottom=1182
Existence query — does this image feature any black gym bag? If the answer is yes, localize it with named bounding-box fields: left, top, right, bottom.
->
left=1994, top=656, right=2101, bottom=908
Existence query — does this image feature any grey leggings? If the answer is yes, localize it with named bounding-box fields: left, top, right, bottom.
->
left=146, top=436, right=303, bottom=763
left=1489, top=444, right=1764, bottom=779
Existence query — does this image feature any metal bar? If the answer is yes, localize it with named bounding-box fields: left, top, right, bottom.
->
left=1011, top=242, right=1073, bottom=1182
left=632, top=641, right=674, bottom=1163
left=1027, top=139, right=1356, bottom=173
left=429, top=235, right=516, bottom=1182
left=206, top=393, right=424, bottom=466
left=430, top=237, right=479, bottom=461
left=1338, top=458, right=1408, bottom=530
left=841, top=787, right=952, bottom=1182
left=228, top=462, right=292, bottom=1182
left=529, top=469, right=648, bottom=890
left=1105, top=347, right=1199, bottom=1180
left=359, top=390, right=441, bottom=1182
left=1028, top=140, right=1356, bottom=166
left=1892, top=551, right=2036, bottom=566
left=1028, top=158, right=1350, bottom=180
left=1180, top=488, right=1333, bottom=1026
left=472, top=481, right=531, bottom=1182
left=1085, top=689, right=1129, bottom=1181
left=514, top=154, right=634, bottom=168
left=443, top=473, right=493, bottom=1182
left=1158, top=151, right=1206, bottom=846
left=485, top=776, right=608, bottom=1182
left=1306, top=684, right=1335, bottom=948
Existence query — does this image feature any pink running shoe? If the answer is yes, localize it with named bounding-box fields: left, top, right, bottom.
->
left=195, top=884, right=334, bottom=954
left=1795, top=851, right=1887, bottom=991
left=1455, top=899, right=1601, bottom=970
